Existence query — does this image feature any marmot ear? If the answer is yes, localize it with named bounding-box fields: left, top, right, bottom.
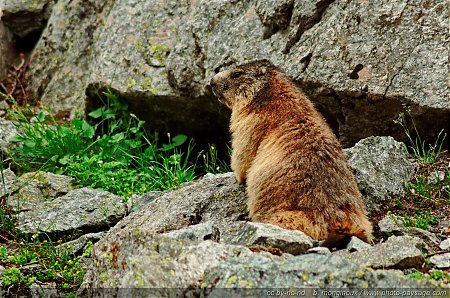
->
left=257, top=67, right=267, bottom=77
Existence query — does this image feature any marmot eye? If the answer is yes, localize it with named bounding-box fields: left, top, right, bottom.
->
left=231, top=71, right=242, bottom=79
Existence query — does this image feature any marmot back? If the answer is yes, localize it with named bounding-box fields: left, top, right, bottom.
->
left=210, top=59, right=372, bottom=243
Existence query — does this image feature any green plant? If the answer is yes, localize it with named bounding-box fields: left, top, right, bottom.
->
left=388, top=210, right=438, bottom=230
left=429, top=270, right=450, bottom=282
left=201, top=144, right=231, bottom=174
left=82, top=241, right=93, bottom=258
left=6, top=90, right=195, bottom=197
left=407, top=271, right=425, bottom=280
left=1, top=237, right=85, bottom=290
left=2, top=268, right=22, bottom=287
left=395, top=112, right=446, bottom=164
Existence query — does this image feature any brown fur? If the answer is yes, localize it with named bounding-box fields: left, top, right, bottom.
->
left=210, top=59, right=372, bottom=243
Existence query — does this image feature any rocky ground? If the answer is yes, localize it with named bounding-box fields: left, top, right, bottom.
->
left=0, top=132, right=448, bottom=296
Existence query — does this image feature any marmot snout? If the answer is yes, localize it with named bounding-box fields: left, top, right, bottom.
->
left=210, top=59, right=372, bottom=244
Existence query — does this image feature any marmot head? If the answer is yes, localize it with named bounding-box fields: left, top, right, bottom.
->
left=210, top=59, right=277, bottom=109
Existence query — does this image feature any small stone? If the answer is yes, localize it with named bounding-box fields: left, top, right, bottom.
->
left=164, top=222, right=213, bottom=241
left=439, top=238, right=450, bottom=251
left=378, top=215, right=404, bottom=233
left=219, top=222, right=314, bottom=255
left=307, top=247, right=331, bottom=255
left=346, top=236, right=372, bottom=252
left=427, top=171, right=445, bottom=184
left=429, top=253, right=450, bottom=269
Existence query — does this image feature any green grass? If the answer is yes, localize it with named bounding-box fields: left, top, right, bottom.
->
left=395, top=112, right=446, bottom=165
left=5, top=91, right=196, bottom=198
left=0, top=237, right=85, bottom=290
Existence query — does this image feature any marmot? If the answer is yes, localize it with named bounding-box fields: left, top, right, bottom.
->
left=210, top=59, right=372, bottom=244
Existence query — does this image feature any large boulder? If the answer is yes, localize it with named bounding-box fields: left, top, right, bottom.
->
left=3, top=171, right=127, bottom=238
left=27, top=0, right=449, bottom=147
left=0, top=0, right=55, bottom=38
left=345, top=136, right=416, bottom=213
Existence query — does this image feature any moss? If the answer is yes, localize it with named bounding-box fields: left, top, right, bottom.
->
left=99, top=272, right=110, bottom=283
left=135, top=40, right=145, bottom=53
left=127, top=78, right=137, bottom=89
left=149, top=44, right=170, bottom=66
left=141, top=77, right=153, bottom=90
left=149, top=87, right=158, bottom=95
left=355, top=270, right=365, bottom=278
left=134, top=270, right=145, bottom=288
left=224, top=275, right=238, bottom=287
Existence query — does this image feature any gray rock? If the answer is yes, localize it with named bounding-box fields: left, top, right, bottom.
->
left=0, top=21, right=14, bottom=80
left=164, top=222, right=213, bottom=242
left=346, top=236, right=372, bottom=252
left=203, top=253, right=440, bottom=290
left=129, top=191, right=162, bottom=213
left=79, top=231, right=253, bottom=292
left=107, top=173, right=247, bottom=235
left=336, top=236, right=424, bottom=270
left=0, top=168, right=16, bottom=197
left=439, top=238, right=450, bottom=251
left=379, top=215, right=405, bottom=233
left=429, top=253, right=450, bottom=269
left=0, top=118, right=19, bottom=153
left=28, top=0, right=449, bottom=147
left=16, top=187, right=127, bottom=237
left=1, top=0, right=56, bottom=37
left=378, top=215, right=439, bottom=244
left=29, top=282, right=60, bottom=298
left=345, top=136, right=416, bottom=213
left=214, top=221, right=314, bottom=255
left=80, top=228, right=443, bottom=293
left=8, top=171, right=75, bottom=212
left=57, top=232, right=106, bottom=255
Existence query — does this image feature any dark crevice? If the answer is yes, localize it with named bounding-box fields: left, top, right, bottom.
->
left=300, top=52, right=313, bottom=72
left=284, top=0, right=336, bottom=54
left=259, top=1, right=295, bottom=39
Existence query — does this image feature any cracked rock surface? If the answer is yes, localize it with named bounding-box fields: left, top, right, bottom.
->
left=27, top=0, right=448, bottom=147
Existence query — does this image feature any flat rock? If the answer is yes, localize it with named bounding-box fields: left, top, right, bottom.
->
left=429, top=253, right=450, bottom=269
left=16, top=187, right=127, bottom=238
left=336, top=236, right=424, bottom=270
left=378, top=215, right=440, bottom=244
left=8, top=171, right=76, bottom=212
left=80, top=228, right=442, bottom=294
left=213, top=221, right=314, bottom=255
left=108, top=173, right=247, bottom=235
left=129, top=190, right=162, bottom=213
left=345, top=136, right=416, bottom=213
left=163, top=222, right=213, bottom=242
left=203, top=253, right=440, bottom=290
